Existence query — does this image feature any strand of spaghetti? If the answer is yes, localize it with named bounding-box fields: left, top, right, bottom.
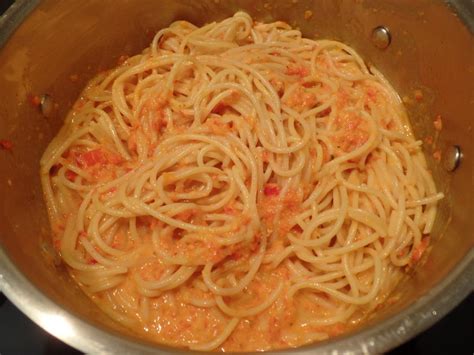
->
left=134, top=266, right=197, bottom=296
left=40, top=126, right=92, bottom=173
left=189, top=318, right=239, bottom=351
left=306, top=306, right=356, bottom=326
left=60, top=216, right=104, bottom=271
left=215, top=282, right=283, bottom=317
left=202, top=234, right=266, bottom=296
left=290, top=187, right=348, bottom=248
left=318, top=111, right=380, bottom=178
left=288, top=250, right=383, bottom=304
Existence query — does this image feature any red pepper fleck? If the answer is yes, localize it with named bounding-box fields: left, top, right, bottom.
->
left=264, top=183, right=280, bottom=196
left=366, top=87, right=378, bottom=102
left=433, top=115, right=443, bottom=131
left=0, top=139, right=13, bottom=151
left=77, top=149, right=107, bottom=167
left=414, top=89, right=424, bottom=102
left=230, top=251, right=242, bottom=261
left=262, top=150, right=270, bottom=163
left=211, top=102, right=227, bottom=114
left=76, top=148, right=122, bottom=168
left=317, top=107, right=332, bottom=117
left=286, top=65, right=309, bottom=78
left=411, top=236, right=430, bottom=264
left=291, top=224, right=303, bottom=234
left=29, top=94, right=41, bottom=107
left=223, top=205, right=235, bottom=215
left=65, top=170, right=77, bottom=181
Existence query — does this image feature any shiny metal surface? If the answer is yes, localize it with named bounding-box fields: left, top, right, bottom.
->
left=0, top=0, right=473, bottom=354
left=442, top=145, right=462, bottom=172
left=39, top=94, right=53, bottom=118
left=371, top=26, right=391, bottom=50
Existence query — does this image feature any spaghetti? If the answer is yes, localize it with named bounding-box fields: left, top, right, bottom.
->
left=40, top=12, right=443, bottom=351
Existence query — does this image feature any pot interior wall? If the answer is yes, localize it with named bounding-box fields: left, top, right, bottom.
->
left=0, top=0, right=472, bottom=350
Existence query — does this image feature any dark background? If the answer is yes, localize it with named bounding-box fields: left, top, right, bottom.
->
left=0, top=1, right=472, bottom=354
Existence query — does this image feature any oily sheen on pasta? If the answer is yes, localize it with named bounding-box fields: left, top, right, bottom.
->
left=40, top=12, right=443, bottom=351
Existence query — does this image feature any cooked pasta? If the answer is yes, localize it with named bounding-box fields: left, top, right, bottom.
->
left=40, top=12, right=442, bottom=351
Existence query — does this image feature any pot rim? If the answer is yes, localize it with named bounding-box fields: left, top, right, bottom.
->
left=0, top=1, right=472, bottom=354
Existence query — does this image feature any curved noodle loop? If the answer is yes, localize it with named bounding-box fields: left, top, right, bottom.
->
left=40, top=12, right=442, bottom=351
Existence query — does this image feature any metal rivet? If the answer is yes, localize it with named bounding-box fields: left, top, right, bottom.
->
left=443, top=145, right=462, bottom=172
left=371, top=26, right=391, bottom=49
left=40, top=94, right=53, bottom=118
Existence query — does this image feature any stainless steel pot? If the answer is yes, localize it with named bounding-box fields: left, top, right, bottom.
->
left=0, top=1, right=472, bottom=353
